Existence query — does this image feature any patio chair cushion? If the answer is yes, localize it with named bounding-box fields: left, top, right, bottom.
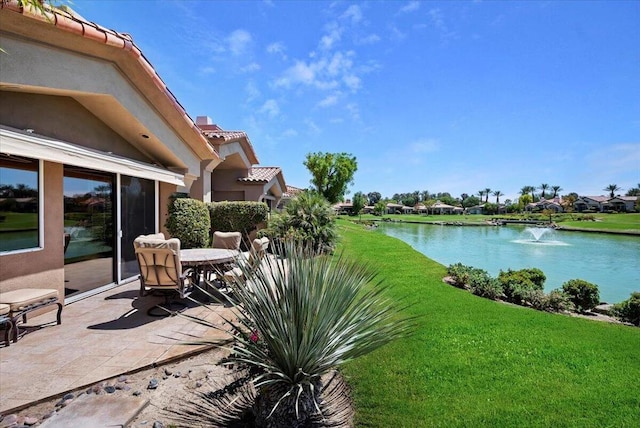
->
left=0, top=288, right=59, bottom=312
left=0, top=303, right=9, bottom=316
left=212, top=231, right=242, bottom=250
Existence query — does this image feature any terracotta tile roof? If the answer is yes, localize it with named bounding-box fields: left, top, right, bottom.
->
left=238, top=167, right=282, bottom=183
left=202, top=129, right=251, bottom=142
left=1, top=1, right=216, bottom=159
left=283, top=185, right=303, bottom=198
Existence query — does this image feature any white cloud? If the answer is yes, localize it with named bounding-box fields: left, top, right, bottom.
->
left=198, top=66, right=216, bottom=75
left=259, top=99, right=280, bottom=118
left=346, top=103, right=360, bottom=121
left=318, top=94, right=339, bottom=108
left=357, top=33, right=381, bottom=45
left=266, top=41, right=287, bottom=60
left=343, top=74, right=361, bottom=91
left=281, top=128, right=298, bottom=138
left=410, top=138, right=440, bottom=154
left=320, top=22, right=342, bottom=51
left=341, top=4, right=363, bottom=24
left=244, top=81, right=261, bottom=102
left=241, top=62, right=261, bottom=73
left=305, top=119, right=321, bottom=135
left=227, top=29, right=252, bottom=56
left=429, top=8, right=457, bottom=41
left=399, top=1, right=420, bottom=14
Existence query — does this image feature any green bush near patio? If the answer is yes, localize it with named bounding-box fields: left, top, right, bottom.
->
left=208, top=201, right=269, bottom=245
left=259, top=191, right=337, bottom=254
left=338, top=219, right=640, bottom=427
left=165, top=196, right=210, bottom=248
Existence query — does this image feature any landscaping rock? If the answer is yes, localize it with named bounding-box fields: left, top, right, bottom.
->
left=147, top=378, right=159, bottom=390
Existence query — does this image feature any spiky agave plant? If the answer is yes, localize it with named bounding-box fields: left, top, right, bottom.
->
left=176, top=243, right=414, bottom=427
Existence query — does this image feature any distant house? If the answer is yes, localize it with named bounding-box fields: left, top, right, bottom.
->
left=414, top=204, right=428, bottom=214
left=467, top=204, right=486, bottom=215
left=277, top=185, right=303, bottom=211
left=574, top=195, right=637, bottom=213
left=429, top=200, right=462, bottom=215
left=385, top=203, right=404, bottom=214
left=199, top=117, right=286, bottom=210
left=333, top=201, right=353, bottom=215
left=574, top=196, right=610, bottom=212
left=526, top=197, right=564, bottom=213
left=607, top=196, right=638, bottom=212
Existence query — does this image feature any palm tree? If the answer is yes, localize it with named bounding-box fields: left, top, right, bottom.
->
left=477, top=190, right=485, bottom=203
left=493, top=190, right=504, bottom=204
left=484, top=188, right=491, bottom=203
left=520, top=186, right=536, bottom=201
left=604, top=184, right=622, bottom=198
left=539, top=183, right=549, bottom=199
left=551, top=185, right=563, bottom=198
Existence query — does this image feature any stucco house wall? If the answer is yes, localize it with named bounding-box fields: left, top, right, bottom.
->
left=0, top=5, right=218, bottom=304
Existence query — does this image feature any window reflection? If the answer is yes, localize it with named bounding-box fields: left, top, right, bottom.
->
left=0, top=154, right=39, bottom=252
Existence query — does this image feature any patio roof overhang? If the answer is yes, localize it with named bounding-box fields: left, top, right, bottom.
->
left=1, top=126, right=185, bottom=186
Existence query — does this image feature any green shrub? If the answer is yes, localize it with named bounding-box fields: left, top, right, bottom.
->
left=446, top=263, right=473, bottom=288
left=539, top=289, right=571, bottom=313
left=165, top=197, right=210, bottom=249
left=562, top=279, right=600, bottom=312
left=469, top=275, right=503, bottom=300
left=498, top=268, right=546, bottom=304
left=446, top=263, right=503, bottom=299
left=259, top=191, right=337, bottom=254
left=208, top=201, right=269, bottom=246
left=611, top=292, right=640, bottom=326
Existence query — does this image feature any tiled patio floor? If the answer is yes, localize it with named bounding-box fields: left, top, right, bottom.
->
left=0, top=280, right=234, bottom=413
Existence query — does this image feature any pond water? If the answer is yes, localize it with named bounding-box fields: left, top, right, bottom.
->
left=376, top=223, right=640, bottom=304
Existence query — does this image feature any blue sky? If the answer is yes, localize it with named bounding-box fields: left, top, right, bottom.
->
left=74, top=0, right=639, bottom=202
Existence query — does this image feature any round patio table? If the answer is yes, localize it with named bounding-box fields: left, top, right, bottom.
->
left=180, top=248, right=240, bottom=267
left=180, top=248, right=241, bottom=293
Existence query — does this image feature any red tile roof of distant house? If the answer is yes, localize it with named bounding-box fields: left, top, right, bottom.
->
left=239, top=167, right=282, bottom=183
left=283, top=185, right=303, bottom=198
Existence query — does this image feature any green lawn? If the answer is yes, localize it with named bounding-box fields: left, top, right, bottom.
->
left=346, top=212, right=640, bottom=234
left=338, top=219, right=640, bottom=427
left=559, top=213, right=640, bottom=233
left=0, top=211, right=38, bottom=232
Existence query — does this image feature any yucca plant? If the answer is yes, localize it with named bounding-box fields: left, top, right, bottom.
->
left=174, top=243, right=414, bottom=427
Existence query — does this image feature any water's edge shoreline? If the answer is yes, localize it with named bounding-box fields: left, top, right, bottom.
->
left=362, top=218, right=640, bottom=236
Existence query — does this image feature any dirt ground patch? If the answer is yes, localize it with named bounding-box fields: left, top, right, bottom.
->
left=5, top=347, right=353, bottom=427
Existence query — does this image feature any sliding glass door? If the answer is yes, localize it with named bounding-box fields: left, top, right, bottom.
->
left=63, top=166, right=115, bottom=297
left=119, top=176, right=156, bottom=281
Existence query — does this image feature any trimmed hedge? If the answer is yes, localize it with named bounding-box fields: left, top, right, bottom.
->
left=165, top=196, right=211, bottom=249
left=208, top=201, right=269, bottom=246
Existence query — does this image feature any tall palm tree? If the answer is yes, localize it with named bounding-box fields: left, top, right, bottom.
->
left=604, top=184, right=621, bottom=198
left=539, top=183, right=549, bottom=199
left=484, top=188, right=491, bottom=203
left=493, top=190, right=504, bottom=204
left=551, top=185, right=563, bottom=198
left=477, top=190, right=485, bottom=203
left=520, top=185, right=536, bottom=201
